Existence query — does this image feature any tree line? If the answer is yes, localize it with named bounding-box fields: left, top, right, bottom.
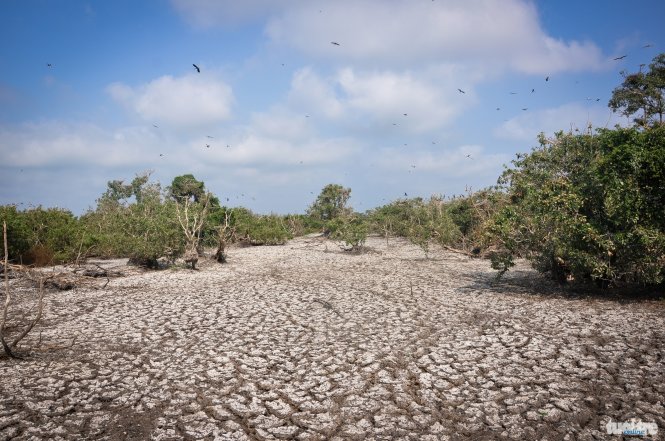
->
left=2, top=53, right=664, bottom=291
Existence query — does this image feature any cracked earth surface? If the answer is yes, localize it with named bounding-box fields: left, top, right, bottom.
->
left=1, top=236, right=663, bottom=440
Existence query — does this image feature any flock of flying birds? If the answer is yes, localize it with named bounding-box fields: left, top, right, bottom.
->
left=42, top=41, right=657, bottom=205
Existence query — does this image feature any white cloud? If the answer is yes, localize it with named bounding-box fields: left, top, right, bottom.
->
left=0, top=122, right=162, bottom=167
left=263, top=0, right=606, bottom=74
left=494, top=103, right=631, bottom=142
left=107, top=74, right=234, bottom=128
left=286, top=66, right=474, bottom=132
left=376, top=144, right=509, bottom=178
left=288, top=67, right=344, bottom=119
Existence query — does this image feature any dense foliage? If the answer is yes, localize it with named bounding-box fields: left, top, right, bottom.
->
left=307, top=184, right=352, bottom=222
left=81, top=175, right=183, bottom=267
left=490, top=126, right=665, bottom=287
left=0, top=205, right=83, bottom=265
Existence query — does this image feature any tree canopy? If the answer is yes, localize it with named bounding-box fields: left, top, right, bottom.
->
left=307, top=184, right=352, bottom=222
left=169, top=174, right=206, bottom=202
left=609, top=53, right=665, bottom=127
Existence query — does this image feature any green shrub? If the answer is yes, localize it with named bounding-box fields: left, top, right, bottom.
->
left=1, top=206, right=86, bottom=265
left=368, top=197, right=461, bottom=257
left=328, top=215, right=368, bottom=252
left=490, top=126, right=665, bottom=287
left=81, top=176, right=184, bottom=266
left=446, top=188, right=507, bottom=252
left=0, top=205, right=32, bottom=264
left=229, top=208, right=291, bottom=245
left=307, top=184, right=352, bottom=223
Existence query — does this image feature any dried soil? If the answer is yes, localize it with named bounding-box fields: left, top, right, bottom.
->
left=1, top=236, right=663, bottom=440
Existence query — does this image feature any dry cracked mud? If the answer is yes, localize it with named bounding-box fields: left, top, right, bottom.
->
left=1, top=236, right=663, bottom=440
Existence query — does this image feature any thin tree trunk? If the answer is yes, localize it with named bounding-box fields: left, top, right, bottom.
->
left=1, top=222, right=16, bottom=358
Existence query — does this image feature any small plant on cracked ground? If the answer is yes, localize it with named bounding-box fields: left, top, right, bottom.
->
left=327, top=215, right=368, bottom=252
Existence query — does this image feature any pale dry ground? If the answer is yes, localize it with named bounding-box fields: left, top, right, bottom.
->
left=1, top=236, right=663, bottom=441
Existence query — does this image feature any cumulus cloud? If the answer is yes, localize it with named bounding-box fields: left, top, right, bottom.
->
left=107, top=74, right=234, bottom=128
left=0, top=122, right=163, bottom=167
left=375, top=144, right=509, bottom=178
left=287, top=66, right=474, bottom=132
left=263, top=0, right=606, bottom=74
left=494, top=103, right=631, bottom=142
left=288, top=68, right=345, bottom=119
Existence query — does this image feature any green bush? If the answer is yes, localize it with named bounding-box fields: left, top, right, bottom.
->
left=81, top=176, right=184, bottom=267
left=490, top=126, right=665, bottom=287
left=229, top=208, right=291, bottom=245
left=446, top=189, right=507, bottom=252
left=328, top=215, right=368, bottom=251
left=0, top=206, right=86, bottom=265
left=368, top=197, right=461, bottom=257
left=0, top=205, right=32, bottom=264
left=307, top=184, right=352, bottom=223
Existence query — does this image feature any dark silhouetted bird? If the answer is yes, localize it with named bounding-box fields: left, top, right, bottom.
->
left=531, top=88, right=535, bottom=93
left=643, top=44, right=653, bottom=48
left=510, top=92, right=517, bottom=95
left=153, top=124, right=159, bottom=128
left=458, top=88, right=465, bottom=94
left=404, top=192, right=408, bottom=197
left=206, top=144, right=210, bottom=148
left=47, top=63, right=53, bottom=68
left=193, top=63, right=201, bottom=72
left=545, top=76, right=549, bottom=81
left=207, top=135, right=214, bottom=138
left=466, top=154, right=472, bottom=159
left=522, top=108, right=528, bottom=111
left=331, top=41, right=340, bottom=46
left=613, top=55, right=627, bottom=60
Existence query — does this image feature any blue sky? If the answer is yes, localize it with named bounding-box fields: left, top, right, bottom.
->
left=1, top=0, right=663, bottom=215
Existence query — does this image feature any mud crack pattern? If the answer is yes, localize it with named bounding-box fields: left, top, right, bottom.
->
left=1, top=237, right=663, bottom=440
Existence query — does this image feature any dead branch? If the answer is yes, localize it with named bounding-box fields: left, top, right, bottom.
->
left=1, top=221, right=15, bottom=358
left=11, top=276, right=45, bottom=347
left=441, top=245, right=476, bottom=257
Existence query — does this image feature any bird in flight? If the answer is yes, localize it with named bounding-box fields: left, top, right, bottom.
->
left=522, top=108, right=528, bottom=111
left=193, top=63, right=201, bottom=73
left=465, top=154, right=473, bottom=159
left=404, top=192, right=408, bottom=197
left=458, top=88, right=465, bottom=94
left=510, top=92, right=517, bottom=95
left=153, top=124, right=159, bottom=128
left=331, top=41, right=340, bottom=46
left=206, top=144, right=210, bottom=148
left=207, top=135, right=214, bottom=139
left=545, top=76, right=549, bottom=82
left=613, top=55, right=627, bottom=60
left=47, top=63, right=53, bottom=68
left=496, top=107, right=500, bottom=111
left=643, top=44, right=653, bottom=48
left=531, top=88, right=535, bottom=93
